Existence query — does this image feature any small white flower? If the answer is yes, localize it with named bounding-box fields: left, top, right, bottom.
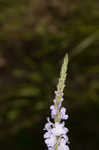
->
left=58, top=138, right=70, bottom=150
left=62, top=135, right=69, bottom=143
left=58, top=142, right=69, bottom=150
left=45, top=135, right=57, bottom=147
left=44, top=131, right=51, bottom=138
left=60, top=107, right=68, bottom=120
left=52, top=122, right=68, bottom=136
left=44, top=118, right=53, bottom=131
left=50, top=105, right=58, bottom=118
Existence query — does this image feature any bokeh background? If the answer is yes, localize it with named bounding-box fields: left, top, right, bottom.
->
left=0, top=0, right=99, bottom=149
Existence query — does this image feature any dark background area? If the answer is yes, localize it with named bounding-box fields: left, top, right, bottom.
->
left=0, top=0, right=99, bottom=149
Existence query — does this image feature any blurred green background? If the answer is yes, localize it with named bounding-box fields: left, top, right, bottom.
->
left=0, top=0, right=99, bottom=149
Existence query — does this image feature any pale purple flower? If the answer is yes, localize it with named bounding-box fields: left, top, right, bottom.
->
left=58, top=143, right=69, bottom=150
left=53, top=98, right=56, bottom=104
left=50, top=105, right=58, bottom=118
left=61, top=97, right=64, bottom=102
left=56, top=93, right=60, bottom=97
left=57, top=97, right=64, bottom=108
left=48, top=148, right=54, bottom=150
left=58, top=138, right=69, bottom=150
left=52, top=122, right=68, bottom=136
left=60, top=107, right=68, bottom=120
left=58, top=101, right=61, bottom=108
left=62, top=134, right=69, bottom=143
left=45, top=135, right=57, bottom=147
left=44, top=118, right=53, bottom=131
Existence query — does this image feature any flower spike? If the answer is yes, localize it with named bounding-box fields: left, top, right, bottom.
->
left=44, top=54, right=70, bottom=150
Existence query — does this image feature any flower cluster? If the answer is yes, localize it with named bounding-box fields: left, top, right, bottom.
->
left=50, top=91, right=68, bottom=121
left=43, top=54, right=69, bottom=150
left=44, top=118, right=69, bottom=150
left=44, top=91, right=69, bottom=150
